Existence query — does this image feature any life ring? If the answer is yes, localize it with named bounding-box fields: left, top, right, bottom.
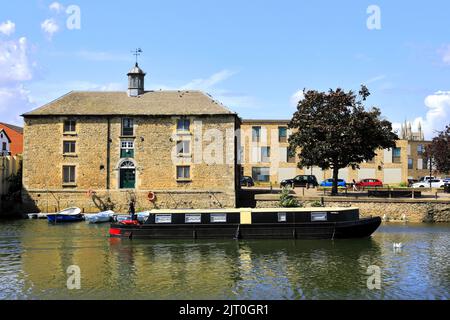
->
left=147, top=191, right=156, bottom=202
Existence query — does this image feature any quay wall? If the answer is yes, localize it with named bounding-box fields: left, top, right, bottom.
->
left=254, top=195, right=450, bottom=223
left=22, top=189, right=234, bottom=213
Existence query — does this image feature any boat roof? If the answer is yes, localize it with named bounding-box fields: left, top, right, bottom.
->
left=146, top=207, right=358, bottom=214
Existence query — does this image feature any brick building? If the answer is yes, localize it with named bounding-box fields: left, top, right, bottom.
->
left=240, top=120, right=438, bottom=186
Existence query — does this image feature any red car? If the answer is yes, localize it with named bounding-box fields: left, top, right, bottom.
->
left=356, top=179, right=383, bottom=189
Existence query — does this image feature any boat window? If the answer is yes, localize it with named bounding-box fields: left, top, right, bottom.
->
left=311, top=212, right=327, bottom=221
left=278, top=212, right=287, bottom=222
left=185, top=214, right=201, bottom=223
left=155, top=214, right=172, bottom=224
left=210, top=213, right=227, bottom=223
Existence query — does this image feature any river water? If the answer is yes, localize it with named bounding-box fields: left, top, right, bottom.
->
left=0, top=220, right=448, bottom=300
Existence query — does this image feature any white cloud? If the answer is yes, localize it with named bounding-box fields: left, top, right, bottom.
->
left=49, top=2, right=65, bottom=13
left=0, top=20, right=15, bottom=36
left=0, top=37, right=33, bottom=83
left=365, top=74, right=387, bottom=85
left=41, top=19, right=59, bottom=40
left=290, top=90, right=304, bottom=107
left=0, top=85, right=34, bottom=125
left=438, top=44, right=450, bottom=65
left=394, top=91, right=450, bottom=140
left=180, top=70, right=236, bottom=90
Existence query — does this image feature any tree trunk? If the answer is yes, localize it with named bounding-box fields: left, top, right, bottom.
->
left=331, top=166, right=339, bottom=196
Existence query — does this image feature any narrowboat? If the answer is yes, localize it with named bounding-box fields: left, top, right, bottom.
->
left=109, top=207, right=381, bottom=240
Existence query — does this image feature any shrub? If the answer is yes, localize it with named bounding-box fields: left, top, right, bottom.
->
left=279, top=187, right=301, bottom=208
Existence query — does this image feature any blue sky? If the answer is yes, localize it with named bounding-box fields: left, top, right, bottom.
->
left=0, top=0, right=449, bottom=138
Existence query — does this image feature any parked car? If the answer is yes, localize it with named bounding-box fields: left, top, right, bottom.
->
left=320, top=178, right=347, bottom=187
left=407, top=179, right=419, bottom=187
left=356, top=179, right=383, bottom=188
left=240, top=176, right=255, bottom=187
left=280, top=175, right=318, bottom=188
left=412, top=179, right=446, bottom=188
left=418, top=176, right=436, bottom=182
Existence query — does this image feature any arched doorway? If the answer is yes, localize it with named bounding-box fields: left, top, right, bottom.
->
left=119, top=160, right=136, bottom=189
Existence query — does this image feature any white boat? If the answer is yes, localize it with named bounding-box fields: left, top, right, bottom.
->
left=48, top=207, right=82, bottom=216
left=85, top=210, right=115, bottom=224
left=47, top=207, right=83, bottom=223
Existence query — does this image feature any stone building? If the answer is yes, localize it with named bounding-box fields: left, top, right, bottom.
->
left=22, top=63, right=240, bottom=212
left=240, top=120, right=439, bottom=186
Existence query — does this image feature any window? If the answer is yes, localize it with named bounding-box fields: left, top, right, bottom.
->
left=287, top=148, right=296, bottom=163
left=120, top=140, right=134, bottom=158
left=210, top=213, right=227, bottom=223
left=63, top=141, right=76, bottom=154
left=261, top=147, right=270, bottom=162
left=62, top=166, right=76, bottom=184
left=155, top=214, right=172, bottom=224
left=176, top=140, right=191, bottom=155
left=2, top=142, right=6, bottom=151
left=177, top=166, right=191, bottom=180
left=278, top=127, right=288, bottom=143
left=408, top=158, right=413, bottom=169
left=185, top=214, right=201, bottom=223
left=417, top=144, right=424, bottom=155
left=122, top=118, right=134, bottom=136
left=278, top=212, right=287, bottom=222
left=392, top=148, right=401, bottom=163
left=252, top=167, right=270, bottom=182
left=177, top=118, right=190, bottom=132
left=423, top=158, right=429, bottom=170
left=311, top=212, right=327, bottom=222
left=252, top=126, right=261, bottom=142
left=63, top=120, right=76, bottom=133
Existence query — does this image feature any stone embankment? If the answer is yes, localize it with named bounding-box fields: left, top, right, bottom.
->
left=254, top=194, right=450, bottom=223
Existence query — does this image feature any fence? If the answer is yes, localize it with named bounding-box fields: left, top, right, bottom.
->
left=0, top=155, right=21, bottom=197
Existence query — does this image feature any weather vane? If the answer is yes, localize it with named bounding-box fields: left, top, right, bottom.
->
left=131, top=48, right=143, bottom=64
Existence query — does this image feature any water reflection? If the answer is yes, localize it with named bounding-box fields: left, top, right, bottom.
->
left=0, top=220, right=448, bottom=299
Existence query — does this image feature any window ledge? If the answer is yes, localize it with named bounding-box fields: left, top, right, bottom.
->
left=63, top=132, right=77, bottom=136
left=177, top=153, right=192, bottom=158
left=62, top=183, right=77, bottom=188
left=63, top=153, right=78, bottom=157
left=119, top=135, right=136, bottom=139
left=177, top=179, right=192, bottom=183
left=176, top=131, right=192, bottom=135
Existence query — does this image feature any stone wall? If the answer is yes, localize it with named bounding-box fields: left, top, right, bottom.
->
left=22, top=115, right=238, bottom=212
left=254, top=196, right=450, bottom=223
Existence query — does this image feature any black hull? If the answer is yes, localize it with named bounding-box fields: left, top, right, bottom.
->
left=110, top=217, right=381, bottom=240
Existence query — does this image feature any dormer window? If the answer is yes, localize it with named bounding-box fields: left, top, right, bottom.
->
left=122, top=118, right=134, bottom=136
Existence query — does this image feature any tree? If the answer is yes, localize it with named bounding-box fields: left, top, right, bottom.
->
left=425, top=126, right=450, bottom=175
left=288, top=86, right=398, bottom=195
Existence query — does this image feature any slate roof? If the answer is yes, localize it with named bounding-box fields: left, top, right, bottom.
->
left=22, top=90, right=236, bottom=117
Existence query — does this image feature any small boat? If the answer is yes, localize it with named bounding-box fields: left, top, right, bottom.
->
left=85, top=210, right=115, bottom=224
left=47, top=207, right=83, bottom=223
left=109, top=207, right=381, bottom=240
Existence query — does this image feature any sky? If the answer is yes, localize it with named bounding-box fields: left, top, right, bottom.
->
left=0, top=0, right=449, bottom=139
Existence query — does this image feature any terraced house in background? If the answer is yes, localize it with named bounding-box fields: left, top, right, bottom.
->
left=21, top=63, right=240, bottom=212
left=240, top=120, right=438, bottom=186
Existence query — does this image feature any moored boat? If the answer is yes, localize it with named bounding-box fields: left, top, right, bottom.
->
left=109, top=207, right=381, bottom=240
left=47, top=207, right=83, bottom=223
left=85, top=210, right=115, bottom=224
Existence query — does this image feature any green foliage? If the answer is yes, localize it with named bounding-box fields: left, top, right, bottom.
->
left=398, top=182, right=408, bottom=188
left=279, top=187, right=301, bottom=208
left=309, top=200, right=324, bottom=207
left=425, top=126, right=450, bottom=174
left=288, top=85, right=398, bottom=194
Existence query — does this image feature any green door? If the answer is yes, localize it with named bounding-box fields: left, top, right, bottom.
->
left=120, top=169, right=135, bottom=189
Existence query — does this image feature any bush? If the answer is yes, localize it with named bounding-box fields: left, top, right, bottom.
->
left=279, top=187, right=301, bottom=208
left=309, top=200, right=324, bottom=207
